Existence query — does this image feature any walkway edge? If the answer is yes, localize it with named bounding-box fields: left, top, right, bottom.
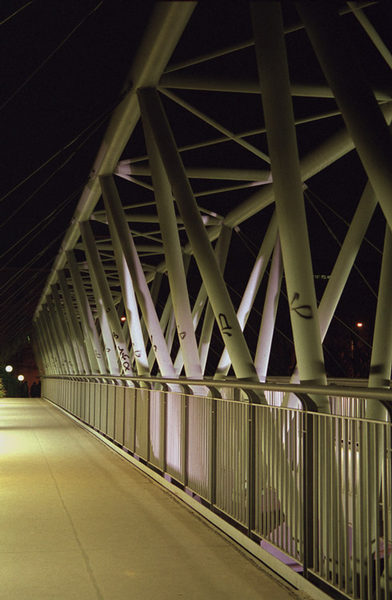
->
left=45, top=397, right=331, bottom=600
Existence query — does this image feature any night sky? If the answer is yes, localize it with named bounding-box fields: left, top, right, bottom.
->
left=1, top=0, right=153, bottom=358
left=1, top=0, right=391, bottom=377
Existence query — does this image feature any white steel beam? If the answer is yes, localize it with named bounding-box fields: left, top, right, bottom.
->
left=297, top=2, right=392, bottom=235
left=50, top=284, right=79, bottom=374
left=199, top=225, right=232, bottom=375
left=255, top=237, right=283, bottom=382
left=252, top=3, right=327, bottom=399
left=141, top=111, right=202, bottom=379
left=159, top=72, right=391, bottom=101
left=100, top=175, right=176, bottom=378
left=57, top=269, right=91, bottom=374
left=215, top=211, right=278, bottom=378
left=138, top=87, right=259, bottom=381
left=80, top=221, right=131, bottom=376
left=104, top=213, right=150, bottom=376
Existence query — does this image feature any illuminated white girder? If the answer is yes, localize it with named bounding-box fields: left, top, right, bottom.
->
left=141, top=108, right=202, bottom=378
left=138, top=87, right=258, bottom=381
left=100, top=175, right=176, bottom=378
left=252, top=3, right=327, bottom=399
left=79, top=220, right=127, bottom=376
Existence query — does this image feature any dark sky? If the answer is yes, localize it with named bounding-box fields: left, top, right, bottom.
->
left=1, top=0, right=153, bottom=355
left=1, top=0, right=391, bottom=374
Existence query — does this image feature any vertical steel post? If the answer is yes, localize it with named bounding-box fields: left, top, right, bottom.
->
left=255, top=237, right=283, bottom=381
left=138, top=87, right=258, bottom=380
left=251, top=3, right=328, bottom=401
left=57, top=269, right=91, bottom=374
left=100, top=175, right=176, bottom=378
left=141, top=111, right=202, bottom=379
left=296, top=2, right=392, bottom=233
left=79, top=220, right=130, bottom=376
left=66, top=250, right=107, bottom=374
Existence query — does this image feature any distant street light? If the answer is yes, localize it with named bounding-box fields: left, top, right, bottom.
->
left=5, top=365, right=13, bottom=372
left=356, top=322, right=363, bottom=328
left=17, top=375, right=24, bottom=381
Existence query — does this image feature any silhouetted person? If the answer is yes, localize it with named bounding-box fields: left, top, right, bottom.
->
left=30, top=381, right=41, bottom=397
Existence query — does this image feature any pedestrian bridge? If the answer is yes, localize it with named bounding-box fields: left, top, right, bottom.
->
left=22, top=2, right=392, bottom=599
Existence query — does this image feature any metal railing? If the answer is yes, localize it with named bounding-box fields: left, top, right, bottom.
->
left=42, top=375, right=392, bottom=599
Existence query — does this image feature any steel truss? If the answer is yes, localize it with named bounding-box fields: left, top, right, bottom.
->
left=32, top=3, right=392, bottom=598
left=34, top=1, right=392, bottom=394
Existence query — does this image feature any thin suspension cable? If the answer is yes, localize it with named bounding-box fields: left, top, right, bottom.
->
left=0, top=1, right=103, bottom=112
left=305, top=186, right=382, bottom=254
left=0, top=186, right=82, bottom=263
left=0, top=230, right=65, bottom=297
left=0, top=154, right=79, bottom=233
left=0, top=91, right=124, bottom=206
left=306, top=191, right=378, bottom=297
left=0, top=1, right=33, bottom=26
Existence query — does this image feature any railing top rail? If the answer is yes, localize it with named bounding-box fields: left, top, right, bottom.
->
left=43, top=373, right=392, bottom=404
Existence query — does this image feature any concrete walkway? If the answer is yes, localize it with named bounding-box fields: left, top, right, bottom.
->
left=0, top=398, right=298, bottom=600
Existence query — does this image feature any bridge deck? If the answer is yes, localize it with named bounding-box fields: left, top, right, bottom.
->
left=0, top=397, right=297, bottom=600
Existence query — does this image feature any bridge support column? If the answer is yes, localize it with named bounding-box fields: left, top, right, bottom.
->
left=138, top=87, right=258, bottom=381
left=251, top=3, right=327, bottom=398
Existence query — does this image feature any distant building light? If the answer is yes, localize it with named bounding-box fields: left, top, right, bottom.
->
left=356, top=322, right=363, bottom=328
left=5, top=365, right=13, bottom=373
left=17, top=375, right=25, bottom=381
left=120, top=316, right=126, bottom=322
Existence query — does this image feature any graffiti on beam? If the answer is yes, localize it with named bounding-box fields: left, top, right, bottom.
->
left=218, top=313, right=232, bottom=336
left=112, top=330, right=131, bottom=371
left=150, top=334, right=157, bottom=353
left=290, top=292, right=313, bottom=319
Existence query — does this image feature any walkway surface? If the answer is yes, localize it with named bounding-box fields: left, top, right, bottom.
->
left=0, top=397, right=299, bottom=600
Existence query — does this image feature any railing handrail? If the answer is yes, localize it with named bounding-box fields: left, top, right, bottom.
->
left=42, top=373, right=392, bottom=404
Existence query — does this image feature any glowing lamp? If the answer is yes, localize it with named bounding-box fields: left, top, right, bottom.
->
left=356, top=322, right=363, bottom=328
left=120, top=316, right=126, bottom=322
left=5, top=365, right=13, bottom=372
left=17, top=375, right=24, bottom=382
